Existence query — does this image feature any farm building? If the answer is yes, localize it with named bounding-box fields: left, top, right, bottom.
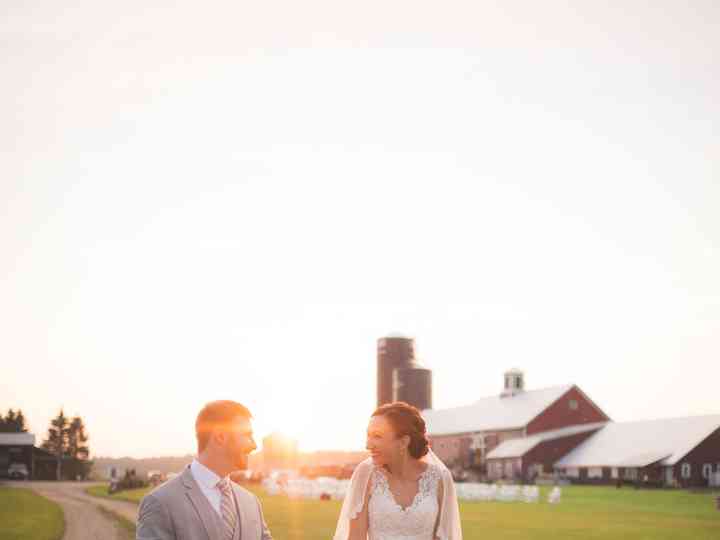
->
left=554, top=415, right=720, bottom=487
left=0, top=432, right=89, bottom=480
left=422, top=369, right=720, bottom=487
left=422, top=369, right=611, bottom=477
left=485, top=421, right=607, bottom=481
left=0, top=432, right=35, bottom=479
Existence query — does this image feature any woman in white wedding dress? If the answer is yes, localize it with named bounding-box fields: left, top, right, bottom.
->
left=333, top=402, right=462, bottom=540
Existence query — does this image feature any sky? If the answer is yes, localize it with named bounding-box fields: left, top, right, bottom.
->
left=2, top=1, right=719, bottom=458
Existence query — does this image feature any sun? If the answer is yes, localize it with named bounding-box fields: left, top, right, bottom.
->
left=257, top=409, right=310, bottom=451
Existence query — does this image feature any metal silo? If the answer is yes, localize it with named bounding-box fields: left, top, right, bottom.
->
left=377, top=335, right=416, bottom=407
left=393, top=367, right=433, bottom=411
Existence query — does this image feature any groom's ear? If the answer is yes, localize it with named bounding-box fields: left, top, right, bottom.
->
left=213, top=429, right=227, bottom=446
left=211, top=430, right=227, bottom=447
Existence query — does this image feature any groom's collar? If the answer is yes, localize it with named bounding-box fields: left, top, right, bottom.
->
left=181, top=464, right=197, bottom=490
left=190, top=458, right=225, bottom=491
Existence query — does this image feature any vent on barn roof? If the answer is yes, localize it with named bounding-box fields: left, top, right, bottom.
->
left=501, top=368, right=525, bottom=398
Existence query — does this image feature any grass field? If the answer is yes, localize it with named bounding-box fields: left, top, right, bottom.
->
left=0, top=486, right=65, bottom=540
left=86, top=483, right=149, bottom=504
left=86, top=483, right=720, bottom=540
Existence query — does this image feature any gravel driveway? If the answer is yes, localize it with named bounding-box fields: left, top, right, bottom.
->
left=3, top=481, right=138, bottom=540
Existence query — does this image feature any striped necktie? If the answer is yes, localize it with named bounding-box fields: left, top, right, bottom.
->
left=216, top=478, right=237, bottom=540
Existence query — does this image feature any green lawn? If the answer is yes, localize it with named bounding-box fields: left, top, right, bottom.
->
left=0, top=486, right=64, bottom=540
left=458, top=486, right=720, bottom=540
left=86, top=483, right=720, bottom=540
left=86, top=483, right=149, bottom=504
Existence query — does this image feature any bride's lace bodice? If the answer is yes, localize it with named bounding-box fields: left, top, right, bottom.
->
left=367, top=463, right=441, bottom=540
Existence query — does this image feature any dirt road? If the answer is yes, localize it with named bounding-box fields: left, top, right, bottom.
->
left=3, top=481, right=138, bottom=540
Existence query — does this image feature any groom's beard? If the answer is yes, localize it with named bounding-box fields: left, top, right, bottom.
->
left=227, top=441, right=249, bottom=471
left=234, top=453, right=249, bottom=470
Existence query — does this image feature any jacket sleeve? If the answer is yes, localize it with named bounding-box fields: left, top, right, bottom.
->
left=136, top=494, right=176, bottom=540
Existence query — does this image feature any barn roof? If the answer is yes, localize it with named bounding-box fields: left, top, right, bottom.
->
left=485, top=422, right=608, bottom=459
left=0, top=432, right=35, bottom=446
left=422, top=384, right=574, bottom=436
left=555, top=415, right=720, bottom=468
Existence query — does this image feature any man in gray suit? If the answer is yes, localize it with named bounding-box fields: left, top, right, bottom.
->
left=137, top=400, right=273, bottom=540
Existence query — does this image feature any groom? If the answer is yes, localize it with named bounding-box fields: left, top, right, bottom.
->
left=137, top=400, right=273, bottom=540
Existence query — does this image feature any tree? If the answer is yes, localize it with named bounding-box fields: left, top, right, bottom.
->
left=42, top=409, right=69, bottom=481
left=4, top=409, right=16, bottom=430
left=66, top=415, right=92, bottom=480
left=67, top=416, right=90, bottom=460
left=41, top=410, right=92, bottom=480
left=14, top=410, right=28, bottom=432
left=0, top=408, right=28, bottom=433
left=1, top=409, right=16, bottom=432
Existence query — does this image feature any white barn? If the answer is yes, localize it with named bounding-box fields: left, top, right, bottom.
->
left=555, top=415, right=720, bottom=487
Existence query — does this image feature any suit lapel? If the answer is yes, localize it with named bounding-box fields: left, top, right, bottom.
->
left=182, top=466, right=220, bottom=540
left=233, top=485, right=259, bottom=540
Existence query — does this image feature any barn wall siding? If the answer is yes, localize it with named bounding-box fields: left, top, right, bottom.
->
left=672, top=427, right=720, bottom=487
left=523, top=429, right=601, bottom=479
left=527, top=386, right=609, bottom=435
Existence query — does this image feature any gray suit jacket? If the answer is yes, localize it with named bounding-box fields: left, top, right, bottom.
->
left=136, top=466, right=272, bottom=540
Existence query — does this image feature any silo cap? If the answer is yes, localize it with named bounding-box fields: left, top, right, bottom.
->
left=383, top=332, right=412, bottom=338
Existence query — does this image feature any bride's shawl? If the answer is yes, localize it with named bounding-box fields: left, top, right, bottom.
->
left=332, top=450, right=462, bottom=540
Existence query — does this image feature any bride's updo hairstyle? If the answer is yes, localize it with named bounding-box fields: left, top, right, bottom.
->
left=372, top=401, right=430, bottom=459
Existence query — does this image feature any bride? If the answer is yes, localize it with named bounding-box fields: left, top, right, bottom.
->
left=334, top=402, right=462, bottom=540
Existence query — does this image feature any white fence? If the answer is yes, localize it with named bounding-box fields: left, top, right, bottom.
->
left=263, top=478, right=558, bottom=504
left=263, top=477, right=351, bottom=500
left=454, top=483, right=551, bottom=503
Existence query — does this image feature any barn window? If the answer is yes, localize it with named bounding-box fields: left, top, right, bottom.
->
left=569, top=399, right=578, bottom=410
left=611, top=468, right=619, bottom=479
left=565, top=468, right=579, bottom=478
left=588, top=467, right=603, bottom=479
left=702, top=464, right=712, bottom=478
left=681, top=463, right=691, bottom=479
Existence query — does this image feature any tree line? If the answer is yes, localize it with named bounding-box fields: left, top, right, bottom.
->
left=2, top=407, right=91, bottom=480
left=0, top=409, right=29, bottom=432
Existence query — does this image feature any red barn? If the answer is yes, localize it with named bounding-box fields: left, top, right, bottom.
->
left=422, top=369, right=610, bottom=480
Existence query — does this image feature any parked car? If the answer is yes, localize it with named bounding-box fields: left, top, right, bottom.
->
left=147, top=470, right=166, bottom=487
left=8, top=463, right=29, bottom=480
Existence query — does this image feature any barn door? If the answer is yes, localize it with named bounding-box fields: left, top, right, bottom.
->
left=664, top=467, right=673, bottom=486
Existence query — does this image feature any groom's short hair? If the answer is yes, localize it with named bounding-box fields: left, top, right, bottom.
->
left=195, top=400, right=252, bottom=453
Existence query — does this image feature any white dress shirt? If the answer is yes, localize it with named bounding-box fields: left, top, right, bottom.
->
left=190, top=459, right=228, bottom=517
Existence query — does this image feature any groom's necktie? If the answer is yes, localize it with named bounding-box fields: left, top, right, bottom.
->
left=217, top=478, right=237, bottom=540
